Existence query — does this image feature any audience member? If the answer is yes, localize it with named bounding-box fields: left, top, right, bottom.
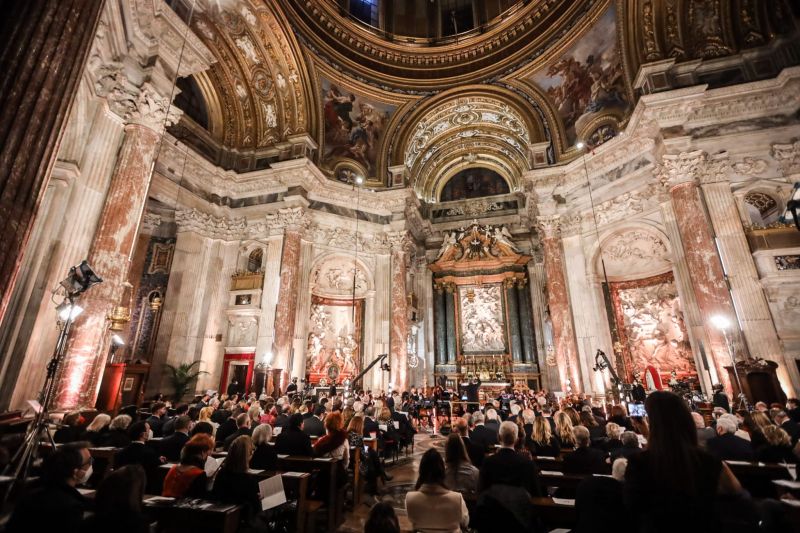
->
left=444, top=433, right=479, bottom=495
left=274, top=413, right=313, bottom=456
left=364, top=501, right=400, bottom=533
left=85, top=465, right=149, bottom=533
left=313, top=412, right=350, bottom=469
left=84, top=414, right=111, bottom=446
left=223, top=413, right=252, bottom=450
left=161, top=404, right=189, bottom=437
left=692, top=412, right=715, bottom=448
left=8, top=442, right=92, bottom=532
left=479, top=421, right=541, bottom=496
left=53, top=411, right=83, bottom=443
left=146, top=402, right=168, bottom=437
left=608, top=404, right=632, bottom=431
left=610, top=431, right=642, bottom=460
left=191, top=421, right=215, bottom=438
left=774, top=410, right=800, bottom=445
left=114, top=421, right=165, bottom=473
left=579, top=409, right=605, bottom=441
left=624, top=391, right=744, bottom=533
left=529, top=415, right=560, bottom=457
left=162, top=434, right=214, bottom=498
left=563, top=425, right=608, bottom=475
left=470, top=412, right=497, bottom=451
left=303, top=405, right=326, bottom=437
left=160, top=415, right=192, bottom=461
left=102, top=414, right=132, bottom=447
left=756, top=426, right=797, bottom=464
left=347, top=415, right=389, bottom=496
left=554, top=411, right=577, bottom=448
left=250, top=423, right=278, bottom=471
left=573, top=458, right=630, bottom=533
left=212, top=436, right=262, bottom=523
left=706, top=414, right=754, bottom=462
left=455, top=417, right=485, bottom=468
left=406, top=449, right=469, bottom=533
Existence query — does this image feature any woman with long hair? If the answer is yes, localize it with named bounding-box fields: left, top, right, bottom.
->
left=530, top=416, right=561, bottom=457
left=555, top=411, right=577, bottom=448
left=513, top=418, right=533, bottom=460
left=579, top=410, right=605, bottom=441
left=608, top=404, right=632, bottom=431
left=406, top=449, right=469, bottom=533
left=624, top=391, right=743, bottom=532
left=313, top=412, right=350, bottom=469
left=86, top=465, right=148, bottom=533
left=212, top=435, right=261, bottom=520
left=443, top=433, right=479, bottom=495
left=756, top=426, right=797, bottom=464
left=563, top=407, right=581, bottom=427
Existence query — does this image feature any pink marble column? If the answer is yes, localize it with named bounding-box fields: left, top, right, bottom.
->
left=388, top=232, right=410, bottom=393
left=55, top=124, right=159, bottom=409
left=661, top=151, right=735, bottom=394
left=537, top=216, right=582, bottom=393
left=270, top=207, right=305, bottom=392
left=53, top=82, right=179, bottom=409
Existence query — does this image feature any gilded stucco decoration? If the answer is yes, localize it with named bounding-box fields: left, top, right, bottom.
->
left=392, top=87, right=547, bottom=201
left=172, top=0, right=313, bottom=168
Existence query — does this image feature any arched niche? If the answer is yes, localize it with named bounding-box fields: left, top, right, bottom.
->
left=438, top=166, right=511, bottom=202
left=592, top=224, right=672, bottom=282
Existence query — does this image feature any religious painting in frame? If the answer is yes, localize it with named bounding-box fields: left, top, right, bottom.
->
left=457, top=284, right=507, bottom=355
left=609, top=271, right=696, bottom=382
left=321, top=78, right=396, bottom=178
left=305, top=296, right=364, bottom=385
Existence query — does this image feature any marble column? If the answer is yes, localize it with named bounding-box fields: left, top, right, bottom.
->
left=388, top=232, right=410, bottom=392
left=660, top=151, right=736, bottom=394
left=505, top=278, right=523, bottom=363
left=0, top=0, right=105, bottom=323
left=517, top=278, right=534, bottom=364
left=270, top=207, right=306, bottom=392
left=55, top=88, right=179, bottom=409
left=434, top=283, right=447, bottom=365
left=528, top=261, right=550, bottom=380
left=256, top=234, right=284, bottom=365
left=700, top=153, right=794, bottom=393
left=291, top=239, right=315, bottom=382
left=444, top=283, right=457, bottom=365
left=537, top=216, right=581, bottom=393
left=659, top=198, right=715, bottom=394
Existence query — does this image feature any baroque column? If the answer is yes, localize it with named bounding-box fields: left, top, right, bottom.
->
left=700, top=153, right=794, bottom=392
left=433, top=282, right=447, bottom=366
left=270, top=207, right=306, bottom=392
left=444, top=283, right=457, bottom=365
left=55, top=80, right=180, bottom=409
left=517, top=278, right=534, bottom=365
left=537, top=216, right=581, bottom=393
left=0, top=0, right=105, bottom=324
left=659, top=151, right=736, bottom=394
left=388, top=231, right=410, bottom=392
left=505, top=278, right=523, bottom=363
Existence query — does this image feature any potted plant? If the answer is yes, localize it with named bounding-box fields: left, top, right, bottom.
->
left=165, top=361, right=208, bottom=402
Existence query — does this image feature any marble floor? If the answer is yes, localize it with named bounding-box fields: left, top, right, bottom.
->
left=339, top=431, right=445, bottom=532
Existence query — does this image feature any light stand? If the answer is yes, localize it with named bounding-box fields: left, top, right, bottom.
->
left=3, top=261, right=101, bottom=500
left=711, top=315, right=749, bottom=411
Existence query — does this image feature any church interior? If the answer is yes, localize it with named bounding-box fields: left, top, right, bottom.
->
left=2, top=0, right=800, bottom=531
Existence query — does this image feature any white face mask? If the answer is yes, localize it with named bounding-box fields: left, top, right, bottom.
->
left=146, top=429, right=154, bottom=441
left=78, top=465, right=92, bottom=485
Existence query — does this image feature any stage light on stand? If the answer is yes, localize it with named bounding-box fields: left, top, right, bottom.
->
left=59, top=260, right=102, bottom=297
left=710, top=314, right=749, bottom=411
left=710, top=315, right=730, bottom=330
left=780, top=182, right=800, bottom=230
left=576, top=141, right=585, bottom=150
left=111, top=334, right=125, bottom=346
left=56, top=302, right=84, bottom=322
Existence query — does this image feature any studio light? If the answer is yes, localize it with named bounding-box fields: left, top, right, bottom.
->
left=59, top=261, right=102, bottom=297
left=263, top=351, right=274, bottom=366
left=576, top=141, right=585, bottom=150
left=355, top=176, right=364, bottom=185
left=780, top=182, right=800, bottom=230
left=111, top=334, right=125, bottom=346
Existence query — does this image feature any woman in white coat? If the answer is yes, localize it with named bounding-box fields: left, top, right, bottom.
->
left=406, top=448, right=469, bottom=533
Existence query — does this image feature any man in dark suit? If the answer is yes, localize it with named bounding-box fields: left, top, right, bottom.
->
left=211, top=401, right=232, bottom=425
left=775, top=410, right=800, bottom=445
left=7, top=442, right=92, bottom=533
left=274, top=414, right=314, bottom=456
left=223, top=413, right=252, bottom=450
left=159, top=415, right=191, bottom=461
left=484, top=408, right=501, bottom=434
left=705, top=414, right=754, bottom=462
left=161, top=404, right=189, bottom=438
left=274, top=405, right=290, bottom=429
left=455, top=417, right=484, bottom=468
left=363, top=406, right=380, bottom=436
left=563, top=426, right=609, bottom=475
left=302, top=405, right=326, bottom=437
left=145, top=402, right=168, bottom=437
left=787, top=399, right=800, bottom=423
left=479, top=421, right=541, bottom=496
left=215, top=408, right=241, bottom=446
left=470, top=411, right=498, bottom=451
left=115, top=422, right=165, bottom=473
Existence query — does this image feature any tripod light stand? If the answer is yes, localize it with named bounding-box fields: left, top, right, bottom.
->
left=3, top=261, right=101, bottom=500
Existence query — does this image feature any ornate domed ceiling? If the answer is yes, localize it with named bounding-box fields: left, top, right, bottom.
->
left=168, top=0, right=798, bottom=190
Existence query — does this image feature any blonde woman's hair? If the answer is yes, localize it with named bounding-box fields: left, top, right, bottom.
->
left=606, top=422, right=622, bottom=440
left=248, top=403, right=262, bottom=422
left=763, top=425, right=791, bottom=447
left=87, top=413, right=111, bottom=432
left=199, top=406, right=214, bottom=422
left=555, top=411, right=577, bottom=447
left=251, top=423, right=273, bottom=446
left=109, top=414, right=131, bottom=430
left=751, top=411, right=773, bottom=433
left=532, top=416, right=552, bottom=446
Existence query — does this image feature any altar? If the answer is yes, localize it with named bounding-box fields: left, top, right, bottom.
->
left=430, top=223, right=540, bottom=391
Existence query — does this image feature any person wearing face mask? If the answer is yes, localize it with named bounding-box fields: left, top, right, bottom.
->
left=8, top=442, right=93, bottom=532
left=114, top=421, right=166, bottom=492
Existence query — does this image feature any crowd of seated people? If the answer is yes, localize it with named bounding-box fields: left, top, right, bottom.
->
left=4, top=383, right=800, bottom=533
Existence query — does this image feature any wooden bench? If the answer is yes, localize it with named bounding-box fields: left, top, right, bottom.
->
left=277, top=455, right=345, bottom=532
left=725, top=461, right=794, bottom=499
left=531, top=496, right=577, bottom=529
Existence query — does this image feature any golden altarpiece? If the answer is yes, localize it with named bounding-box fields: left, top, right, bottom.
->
left=430, top=223, right=539, bottom=400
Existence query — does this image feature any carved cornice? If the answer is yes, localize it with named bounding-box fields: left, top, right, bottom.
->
left=304, top=222, right=391, bottom=254
left=657, top=150, right=706, bottom=190
left=175, top=208, right=247, bottom=239
left=265, top=206, right=307, bottom=233
left=535, top=215, right=562, bottom=239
